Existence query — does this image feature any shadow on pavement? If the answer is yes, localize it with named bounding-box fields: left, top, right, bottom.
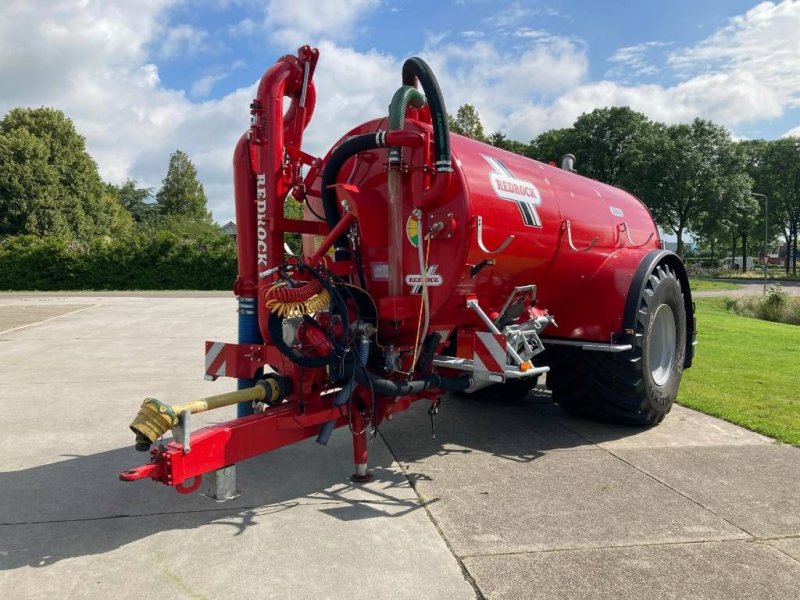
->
left=0, top=388, right=641, bottom=570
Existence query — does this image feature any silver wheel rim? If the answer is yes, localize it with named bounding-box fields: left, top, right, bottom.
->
left=649, top=304, right=676, bottom=386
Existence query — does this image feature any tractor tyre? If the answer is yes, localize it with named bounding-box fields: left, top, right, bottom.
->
left=551, top=263, right=687, bottom=426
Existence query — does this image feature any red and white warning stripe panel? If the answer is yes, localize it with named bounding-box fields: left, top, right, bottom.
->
left=205, top=341, right=228, bottom=380
left=472, top=331, right=508, bottom=374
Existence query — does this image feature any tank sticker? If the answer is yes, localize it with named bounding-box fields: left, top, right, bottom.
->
left=481, top=154, right=542, bottom=227
left=405, top=265, right=443, bottom=294
left=371, top=262, right=389, bottom=281
left=405, top=215, right=420, bottom=248
left=610, top=206, right=624, bottom=218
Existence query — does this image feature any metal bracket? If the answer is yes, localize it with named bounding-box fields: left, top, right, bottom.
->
left=475, top=216, right=514, bottom=254
left=173, top=410, right=191, bottom=454
left=563, top=220, right=598, bottom=253
left=495, top=284, right=537, bottom=326
left=619, top=222, right=655, bottom=248
left=201, top=466, right=240, bottom=502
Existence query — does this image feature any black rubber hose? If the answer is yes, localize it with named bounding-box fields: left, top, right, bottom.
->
left=401, top=57, right=452, bottom=173
left=354, top=364, right=471, bottom=396
left=320, top=133, right=382, bottom=261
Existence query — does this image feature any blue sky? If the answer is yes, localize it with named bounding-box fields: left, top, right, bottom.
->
left=2, top=1, right=799, bottom=223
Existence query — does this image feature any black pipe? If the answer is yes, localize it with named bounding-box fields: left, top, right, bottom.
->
left=320, top=133, right=383, bottom=261
left=354, top=364, right=471, bottom=396
left=401, top=57, right=452, bottom=173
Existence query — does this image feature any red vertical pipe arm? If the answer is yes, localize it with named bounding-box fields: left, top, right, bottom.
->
left=248, top=47, right=318, bottom=342
left=232, top=134, right=258, bottom=298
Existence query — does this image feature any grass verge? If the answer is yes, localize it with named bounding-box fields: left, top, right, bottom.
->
left=678, top=298, right=800, bottom=446
left=689, top=279, right=741, bottom=292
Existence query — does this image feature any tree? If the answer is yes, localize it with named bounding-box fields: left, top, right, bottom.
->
left=529, top=127, right=577, bottom=165
left=488, top=131, right=532, bottom=156
left=754, top=138, right=800, bottom=275
left=571, top=107, right=655, bottom=187
left=448, top=104, right=487, bottom=141
left=725, top=182, right=759, bottom=273
left=155, top=150, right=210, bottom=221
left=631, top=119, right=750, bottom=257
left=0, top=107, right=130, bottom=239
left=107, top=179, right=156, bottom=223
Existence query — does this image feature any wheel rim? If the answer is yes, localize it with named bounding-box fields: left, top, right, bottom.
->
left=649, top=304, right=676, bottom=386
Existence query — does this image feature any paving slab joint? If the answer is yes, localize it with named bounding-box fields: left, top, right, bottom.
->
left=379, top=430, right=486, bottom=600
left=540, top=413, right=758, bottom=541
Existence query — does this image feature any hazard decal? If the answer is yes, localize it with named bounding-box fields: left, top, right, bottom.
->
left=473, top=331, right=507, bottom=374
left=482, top=154, right=542, bottom=227
left=205, top=341, right=228, bottom=380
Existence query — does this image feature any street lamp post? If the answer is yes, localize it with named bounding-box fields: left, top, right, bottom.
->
left=752, top=192, right=768, bottom=294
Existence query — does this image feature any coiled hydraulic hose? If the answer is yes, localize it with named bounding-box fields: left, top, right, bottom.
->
left=401, top=57, right=452, bottom=173
left=264, top=280, right=330, bottom=318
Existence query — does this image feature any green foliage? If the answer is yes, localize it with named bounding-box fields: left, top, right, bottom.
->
left=0, top=220, right=236, bottom=290
left=488, top=131, right=532, bottom=156
left=0, top=107, right=131, bottom=240
left=743, top=137, right=800, bottom=274
left=107, top=179, right=156, bottom=223
left=155, top=150, right=211, bottom=221
left=529, top=127, right=577, bottom=164
left=724, top=285, right=799, bottom=325
left=448, top=104, right=487, bottom=141
left=630, top=119, right=751, bottom=256
left=571, top=107, right=655, bottom=186
left=284, top=195, right=305, bottom=255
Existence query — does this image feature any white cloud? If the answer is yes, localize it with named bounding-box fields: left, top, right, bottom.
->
left=3, top=0, right=800, bottom=228
left=264, top=0, right=381, bottom=46
left=668, top=1, right=800, bottom=113
left=0, top=0, right=248, bottom=222
left=419, top=37, right=589, bottom=139
left=158, top=24, right=209, bottom=58
left=228, top=17, right=257, bottom=36
left=606, top=41, right=670, bottom=79
left=191, top=73, right=228, bottom=97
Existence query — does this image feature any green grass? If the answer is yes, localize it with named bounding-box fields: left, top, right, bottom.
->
left=678, top=298, right=800, bottom=446
left=689, top=278, right=741, bottom=292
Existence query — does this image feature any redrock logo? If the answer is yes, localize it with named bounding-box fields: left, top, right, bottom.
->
left=482, top=155, right=542, bottom=227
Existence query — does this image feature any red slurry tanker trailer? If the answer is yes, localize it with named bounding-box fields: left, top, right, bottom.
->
left=121, top=46, right=695, bottom=498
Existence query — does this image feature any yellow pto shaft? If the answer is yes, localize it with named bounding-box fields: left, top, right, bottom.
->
left=129, top=378, right=283, bottom=449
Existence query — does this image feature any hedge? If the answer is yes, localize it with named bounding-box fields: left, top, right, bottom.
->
left=0, top=229, right=237, bottom=290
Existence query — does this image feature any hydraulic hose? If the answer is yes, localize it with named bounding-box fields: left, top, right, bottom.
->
left=354, top=364, right=471, bottom=396
left=321, top=133, right=383, bottom=260
left=316, top=336, right=371, bottom=446
left=401, top=57, right=452, bottom=173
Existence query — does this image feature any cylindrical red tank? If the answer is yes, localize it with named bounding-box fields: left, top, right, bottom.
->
left=311, top=118, right=660, bottom=344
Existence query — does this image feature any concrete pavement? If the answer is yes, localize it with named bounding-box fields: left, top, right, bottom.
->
left=1, top=295, right=799, bottom=599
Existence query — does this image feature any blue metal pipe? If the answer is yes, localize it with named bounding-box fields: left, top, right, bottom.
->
left=237, top=297, right=262, bottom=418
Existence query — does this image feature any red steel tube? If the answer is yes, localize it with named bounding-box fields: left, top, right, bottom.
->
left=310, top=212, right=356, bottom=263
left=232, top=134, right=258, bottom=297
